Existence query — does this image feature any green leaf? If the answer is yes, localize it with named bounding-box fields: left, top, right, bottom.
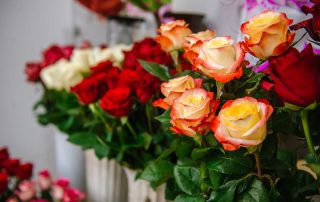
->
left=191, top=148, right=213, bottom=160
left=174, top=166, right=201, bottom=196
left=94, top=144, right=109, bottom=159
left=207, top=180, right=238, bottom=202
left=68, top=132, right=98, bottom=149
left=304, top=154, right=320, bottom=178
left=139, top=60, right=170, bottom=81
left=165, top=178, right=181, bottom=200
left=155, top=109, right=171, bottom=127
left=175, top=138, right=194, bottom=159
left=237, top=178, right=269, bottom=202
left=207, top=152, right=253, bottom=175
left=139, top=160, right=174, bottom=189
left=208, top=170, right=223, bottom=190
left=174, top=194, right=205, bottom=202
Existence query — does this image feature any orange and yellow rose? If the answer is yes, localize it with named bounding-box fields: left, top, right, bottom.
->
left=194, top=36, right=245, bottom=83
left=211, top=97, right=273, bottom=151
left=170, top=88, right=219, bottom=137
left=155, top=20, right=192, bottom=53
left=241, top=10, right=295, bottom=59
left=183, top=30, right=216, bottom=65
left=152, top=75, right=203, bottom=110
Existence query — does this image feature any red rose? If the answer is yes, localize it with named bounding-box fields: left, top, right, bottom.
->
left=0, top=171, right=8, bottom=193
left=77, top=0, right=124, bottom=16
left=42, top=45, right=74, bottom=66
left=136, top=73, right=160, bottom=104
left=71, top=73, right=108, bottom=105
left=0, top=147, right=9, bottom=162
left=90, top=61, right=114, bottom=75
left=262, top=44, right=320, bottom=107
left=2, top=158, right=20, bottom=175
left=24, top=63, right=43, bottom=82
left=100, top=87, right=133, bottom=117
left=290, top=0, right=320, bottom=42
left=119, top=69, right=140, bottom=88
left=15, top=163, right=33, bottom=180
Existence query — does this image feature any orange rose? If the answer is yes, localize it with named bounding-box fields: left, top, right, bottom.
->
left=241, top=10, right=295, bottom=59
left=170, top=88, right=219, bottom=137
left=194, top=36, right=245, bottom=83
left=152, top=75, right=203, bottom=110
left=211, top=97, right=273, bottom=151
left=155, top=20, right=192, bottom=53
left=183, top=30, right=217, bottom=65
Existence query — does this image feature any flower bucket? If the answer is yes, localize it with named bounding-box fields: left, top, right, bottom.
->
left=85, top=150, right=127, bottom=202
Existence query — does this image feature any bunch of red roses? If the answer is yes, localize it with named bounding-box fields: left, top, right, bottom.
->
left=71, top=38, right=172, bottom=117
left=25, top=45, right=74, bottom=82
left=0, top=147, right=85, bottom=202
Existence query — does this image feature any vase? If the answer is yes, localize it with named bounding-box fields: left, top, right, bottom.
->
left=123, top=167, right=167, bottom=202
left=85, top=150, right=127, bottom=202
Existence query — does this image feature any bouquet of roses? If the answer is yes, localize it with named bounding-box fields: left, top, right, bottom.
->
left=136, top=4, right=320, bottom=201
left=0, top=147, right=85, bottom=202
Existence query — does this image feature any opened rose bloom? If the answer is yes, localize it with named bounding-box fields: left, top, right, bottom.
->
left=211, top=97, right=273, bottom=151
left=241, top=10, right=295, bottom=59
left=170, top=88, right=219, bottom=137
left=156, top=20, right=192, bottom=53
left=153, top=75, right=203, bottom=110
left=183, top=30, right=216, bottom=65
left=194, top=36, right=245, bottom=83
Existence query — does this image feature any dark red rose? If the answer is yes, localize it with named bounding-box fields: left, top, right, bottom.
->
left=71, top=73, right=108, bottom=105
left=100, top=87, right=133, bottom=117
left=0, top=148, right=9, bottom=162
left=91, top=61, right=114, bottom=75
left=136, top=73, right=160, bottom=104
left=262, top=44, right=320, bottom=107
left=15, top=163, right=33, bottom=180
left=42, top=45, right=74, bottom=66
left=0, top=171, right=8, bottom=193
left=119, top=69, right=140, bottom=87
left=2, top=159, right=20, bottom=175
left=77, top=0, right=124, bottom=16
left=24, top=63, right=43, bottom=82
left=290, top=0, right=320, bottom=42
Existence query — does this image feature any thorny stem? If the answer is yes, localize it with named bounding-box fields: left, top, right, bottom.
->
left=300, top=110, right=316, bottom=155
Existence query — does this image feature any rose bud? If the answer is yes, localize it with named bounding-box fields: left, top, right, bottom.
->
left=153, top=75, right=203, bottom=110
left=53, top=178, right=70, bottom=200
left=100, top=87, right=133, bottom=117
left=262, top=44, right=320, bottom=107
left=170, top=88, right=219, bottom=137
left=71, top=73, right=108, bottom=105
left=16, top=180, right=36, bottom=201
left=211, top=97, right=273, bottom=151
left=0, top=171, right=8, bottom=193
left=194, top=36, right=245, bottom=83
left=183, top=30, right=216, bottom=65
left=0, top=147, right=9, bottom=168
left=38, top=170, right=52, bottom=190
left=156, top=20, right=192, bottom=53
left=15, top=163, right=33, bottom=180
left=2, top=159, right=20, bottom=175
left=241, top=10, right=295, bottom=59
left=24, top=63, right=43, bottom=82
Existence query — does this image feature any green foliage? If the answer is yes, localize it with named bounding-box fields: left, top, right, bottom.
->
left=129, top=0, right=171, bottom=12
left=139, top=60, right=171, bottom=81
left=174, top=166, right=201, bottom=196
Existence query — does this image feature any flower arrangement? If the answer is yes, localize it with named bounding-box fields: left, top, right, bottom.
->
left=0, top=147, right=85, bottom=202
left=136, top=6, right=320, bottom=202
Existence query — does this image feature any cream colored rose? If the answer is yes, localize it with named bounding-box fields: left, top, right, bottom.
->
left=170, top=88, right=218, bottom=137
left=195, top=36, right=245, bottom=83
left=211, top=97, right=273, bottom=151
left=241, top=10, right=295, bottom=59
left=156, top=20, right=192, bottom=53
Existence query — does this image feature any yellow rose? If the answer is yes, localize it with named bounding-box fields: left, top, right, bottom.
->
left=241, top=10, right=295, bottom=59
left=170, top=88, right=219, bottom=137
left=152, top=75, right=203, bottom=110
left=155, top=20, right=192, bottom=53
left=183, top=30, right=217, bottom=65
left=211, top=97, right=273, bottom=151
left=194, top=36, right=245, bottom=83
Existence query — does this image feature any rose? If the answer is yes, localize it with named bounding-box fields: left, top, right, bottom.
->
left=194, top=36, right=245, bottom=83
left=183, top=30, right=217, bottom=65
left=0, top=147, right=9, bottom=168
left=42, top=45, right=74, bottom=66
left=211, top=97, right=273, bottom=151
left=38, top=170, right=52, bottom=190
left=0, top=171, right=8, bottom=193
left=71, top=73, right=108, bottom=105
left=261, top=44, right=320, bottom=107
left=76, top=0, right=124, bottom=17
left=100, top=87, right=133, bottom=117
left=15, top=163, right=33, bottom=180
left=53, top=178, right=70, bottom=200
left=62, top=188, right=85, bottom=202
left=153, top=76, right=203, bottom=110
left=25, top=63, right=43, bottom=82
left=156, top=20, right=192, bottom=53
left=241, top=10, right=295, bottom=59
left=290, top=1, right=320, bottom=42
left=135, top=73, right=161, bottom=104
left=2, top=158, right=20, bottom=175
left=170, top=88, right=219, bottom=137
left=16, top=180, right=36, bottom=201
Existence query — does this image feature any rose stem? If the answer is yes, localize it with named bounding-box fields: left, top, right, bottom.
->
left=254, top=152, right=262, bottom=179
left=300, top=110, right=316, bottom=155
left=126, top=121, right=137, bottom=139
left=216, top=82, right=224, bottom=100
